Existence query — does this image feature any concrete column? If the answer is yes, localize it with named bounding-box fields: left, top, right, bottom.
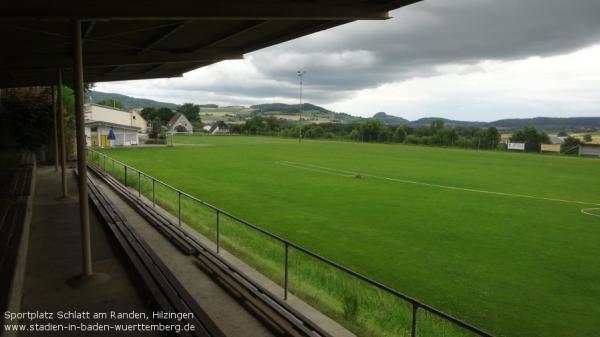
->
left=73, top=19, right=93, bottom=276
left=57, top=70, right=68, bottom=197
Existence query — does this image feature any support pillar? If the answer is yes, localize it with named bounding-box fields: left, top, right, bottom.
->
left=52, top=85, right=59, bottom=171
left=57, top=70, right=68, bottom=197
left=73, top=19, right=93, bottom=277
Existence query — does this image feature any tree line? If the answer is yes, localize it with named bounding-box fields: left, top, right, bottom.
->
left=232, top=117, right=503, bottom=150
left=233, top=116, right=592, bottom=154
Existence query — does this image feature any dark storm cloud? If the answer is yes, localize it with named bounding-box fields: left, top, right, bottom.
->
left=236, top=0, right=600, bottom=103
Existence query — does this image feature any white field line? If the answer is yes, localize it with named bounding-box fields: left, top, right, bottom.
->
left=276, top=161, right=600, bottom=208
left=581, top=208, right=600, bottom=217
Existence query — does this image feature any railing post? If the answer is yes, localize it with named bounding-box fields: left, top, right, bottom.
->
left=124, top=165, right=128, bottom=186
left=152, top=179, right=156, bottom=207
left=284, top=241, right=289, bottom=300
left=178, top=191, right=182, bottom=226
left=138, top=171, right=141, bottom=197
left=411, top=303, right=418, bottom=337
left=216, top=210, right=220, bottom=254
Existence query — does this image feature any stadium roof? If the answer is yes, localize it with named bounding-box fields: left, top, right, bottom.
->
left=0, top=0, right=420, bottom=88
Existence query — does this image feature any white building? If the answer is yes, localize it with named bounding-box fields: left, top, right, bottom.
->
left=84, top=103, right=142, bottom=147
left=86, top=121, right=140, bottom=147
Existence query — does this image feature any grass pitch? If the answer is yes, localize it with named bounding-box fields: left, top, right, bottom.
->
left=96, top=135, right=600, bottom=337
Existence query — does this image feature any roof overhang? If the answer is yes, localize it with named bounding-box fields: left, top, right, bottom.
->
left=0, top=0, right=421, bottom=88
left=86, top=120, right=141, bottom=131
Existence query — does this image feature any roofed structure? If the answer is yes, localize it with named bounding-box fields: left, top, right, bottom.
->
left=0, top=0, right=421, bottom=88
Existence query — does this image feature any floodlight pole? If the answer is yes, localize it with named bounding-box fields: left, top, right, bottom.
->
left=297, top=70, right=306, bottom=143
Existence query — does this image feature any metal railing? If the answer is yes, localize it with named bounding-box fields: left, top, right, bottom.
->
left=86, top=148, right=495, bottom=337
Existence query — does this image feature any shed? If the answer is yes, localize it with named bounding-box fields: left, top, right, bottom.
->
left=579, top=144, right=600, bottom=157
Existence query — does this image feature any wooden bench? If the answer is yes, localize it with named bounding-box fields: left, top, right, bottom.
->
left=0, top=152, right=35, bottom=313
left=88, top=164, right=197, bottom=255
left=83, top=171, right=225, bottom=337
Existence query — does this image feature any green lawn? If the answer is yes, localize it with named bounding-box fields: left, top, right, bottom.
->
left=95, top=136, right=600, bottom=337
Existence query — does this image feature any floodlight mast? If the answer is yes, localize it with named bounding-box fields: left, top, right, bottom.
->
left=297, top=70, right=306, bottom=142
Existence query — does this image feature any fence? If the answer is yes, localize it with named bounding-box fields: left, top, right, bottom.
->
left=86, top=148, right=495, bottom=337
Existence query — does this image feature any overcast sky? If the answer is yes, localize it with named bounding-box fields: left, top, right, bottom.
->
left=96, top=0, right=600, bottom=122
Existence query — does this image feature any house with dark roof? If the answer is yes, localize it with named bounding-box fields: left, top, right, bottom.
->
left=203, top=120, right=230, bottom=134
left=167, top=113, right=193, bottom=133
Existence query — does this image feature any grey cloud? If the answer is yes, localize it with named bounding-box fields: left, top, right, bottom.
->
left=105, top=0, right=600, bottom=108
left=244, top=0, right=600, bottom=102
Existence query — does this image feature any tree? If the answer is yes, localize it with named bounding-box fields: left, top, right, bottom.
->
left=358, top=119, right=387, bottom=142
left=97, top=98, right=124, bottom=110
left=557, top=131, right=569, bottom=137
left=148, top=117, right=162, bottom=139
left=430, top=119, right=445, bottom=133
left=393, top=126, right=406, bottom=143
left=141, top=107, right=174, bottom=124
left=304, top=125, right=325, bottom=139
left=583, top=134, right=593, bottom=142
left=561, top=136, right=582, bottom=154
left=482, top=127, right=501, bottom=149
left=177, top=103, right=200, bottom=122
left=377, top=126, right=393, bottom=143
left=510, top=126, right=550, bottom=152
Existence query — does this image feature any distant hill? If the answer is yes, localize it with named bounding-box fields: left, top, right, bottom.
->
left=488, top=117, right=600, bottom=132
left=377, top=115, right=600, bottom=132
left=372, top=112, right=410, bottom=125
left=89, top=90, right=179, bottom=110
left=251, top=103, right=331, bottom=115
left=410, top=117, right=487, bottom=128
left=250, top=103, right=363, bottom=123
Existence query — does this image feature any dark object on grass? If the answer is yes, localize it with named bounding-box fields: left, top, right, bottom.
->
left=355, top=174, right=362, bottom=179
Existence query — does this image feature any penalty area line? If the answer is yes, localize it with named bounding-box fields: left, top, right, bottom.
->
left=581, top=208, right=600, bottom=217
left=275, top=160, right=600, bottom=208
